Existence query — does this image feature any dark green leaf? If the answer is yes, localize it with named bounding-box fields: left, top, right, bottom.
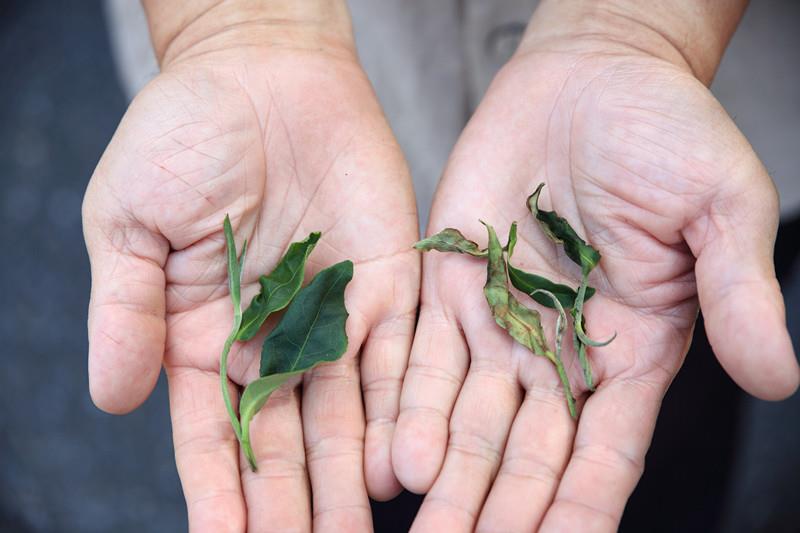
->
left=527, top=183, right=601, bottom=274
left=259, top=260, right=353, bottom=376
left=237, top=232, right=321, bottom=341
left=238, top=260, right=353, bottom=471
left=508, top=264, right=596, bottom=309
left=414, top=228, right=487, bottom=257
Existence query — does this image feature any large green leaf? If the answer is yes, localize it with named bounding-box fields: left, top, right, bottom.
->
left=237, top=232, right=321, bottom=341
left=259, top=260, right=352, bottom=376
left=414, top=228, right=487, bottom=257
left=527, top=183, right=600, bottom=274
left=238, top=260, right=353, bottom=470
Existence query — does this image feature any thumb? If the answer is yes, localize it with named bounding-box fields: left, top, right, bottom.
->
left=82, top=177, right=169, bottom=414
left=687, top=156, right=799, bottom=401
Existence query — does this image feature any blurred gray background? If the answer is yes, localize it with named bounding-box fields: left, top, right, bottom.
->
left=1, top=1, right=798, bottom=532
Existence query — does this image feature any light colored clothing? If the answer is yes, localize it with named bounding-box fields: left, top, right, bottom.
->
left=104, top=0, right=800, bottom=228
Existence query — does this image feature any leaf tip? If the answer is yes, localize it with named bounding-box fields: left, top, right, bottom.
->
left=526, top=183, right=546, bottom=212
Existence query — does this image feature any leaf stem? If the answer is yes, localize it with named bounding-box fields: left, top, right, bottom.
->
left=240, top=411, right=257, bottom=471
left=220, top=331, right=242, bottom=441
left=549, top=350, right=577, bottom=419
left=221, top=215, right=246, bottom=443
left=574, top=273, right=594, bottom=391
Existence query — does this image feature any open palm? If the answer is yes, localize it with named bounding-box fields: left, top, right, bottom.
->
left=393, top=46, right=799, bottom=532
left=83, top=44, right=418, bottom=532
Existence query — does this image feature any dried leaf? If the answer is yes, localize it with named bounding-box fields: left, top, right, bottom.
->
left=414, top=228, right=487, bottom=257
left=482, top=222, right=577, bottom=417
left=527, top=183, right=600, bottom=274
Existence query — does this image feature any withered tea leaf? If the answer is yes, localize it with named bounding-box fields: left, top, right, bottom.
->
left=414, top=228, right=487, bottom=257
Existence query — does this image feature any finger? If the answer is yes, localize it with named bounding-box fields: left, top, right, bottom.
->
left=83, top=188, right=169, bottom=414
left=361, top=308, right=416, bottom=501
left=392, top=305, right=470, bottom=493
left=167, top=365, right=245, bottom=533
left=476, top=363, right=576, bottom=533
left=241, top=384, right=311, bottom=533
left=687, top=157, right=799, bottom=399
left=302, top=315, right=371, bottom=531
left=410, top=348, right=522, bottom=533
left=539, top=374, right=666, bottom=533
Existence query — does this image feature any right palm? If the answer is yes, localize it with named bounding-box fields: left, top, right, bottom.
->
left=392, top=46, right=798, bottom=532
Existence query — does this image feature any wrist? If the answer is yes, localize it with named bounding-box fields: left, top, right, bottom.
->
left=518, top=0, right=748, bottom=85
left=142, top=0, right=356, bottom=68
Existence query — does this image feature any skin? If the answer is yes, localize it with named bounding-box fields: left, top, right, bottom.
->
left=392, top=5, right=800, bottom=533
left=83, top=1, right=799, bottom=531
left=83, top=14, right=418, bottom=533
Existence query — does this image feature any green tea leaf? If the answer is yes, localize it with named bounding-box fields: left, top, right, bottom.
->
left=239, top=260, right=353, bottom=470
left=526, top=184, right=614, bottom=392
left=238, top=369, right=304, bottom=470
left=260, top=260, right=353, bottom=376
left=503, top=220, right=594, bottom=310
left=237, top=232, right=321, bottom=341
left=505, top=221, right=518, bottom=257
left=527, top=183, right=601, bottom=274
left=414, top=228, right=487, bottom=257
left=508, top=265, right=596, bottom=309
left=221, top=215, right=246, bottom=440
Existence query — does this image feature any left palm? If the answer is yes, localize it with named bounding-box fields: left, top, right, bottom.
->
left=392, top=44, right=798, bottom=532
left=84, top=43, right=419, bottom=531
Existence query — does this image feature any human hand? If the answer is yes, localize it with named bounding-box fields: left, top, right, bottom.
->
left=83, top=2, right=418, bottom=530
left=392, top=1, right=799, bottom=531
